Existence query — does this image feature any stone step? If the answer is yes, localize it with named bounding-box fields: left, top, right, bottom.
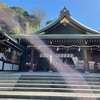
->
left=19, top=76, right=100, bottom=78
left=0, top=80, right=17, bottom=83
left=0, top=87, right=100, bottom=93
left=0, top=83, right=100, bottom=90
left=18, top=78, right=100, bottom=81
left=0, top=72, right=100, bottom=77
left=0, top=82, right=100, bottom=87
left=20, top=75, right=100, bottom=78
left=0, top=79, right=100, bottom=85
left=0, top=91, right=99, bottom=99
left=0, top=74, right=97, bottom=78
left=0, top=72, right=100, bottom=99
left=14, top=85, right=100, bottom=89
left=17, top=79, right=100, bottom=83
left=0, top=84, right=99, bottom=92
left=0, top=75, right=20, bottom=77
left=0, top=78, right=19, bottom=80
left=1, top=74, right=100, bottom=78
left=0, top=77, right=100, bottom=83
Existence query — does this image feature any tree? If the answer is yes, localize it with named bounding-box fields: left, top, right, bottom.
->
left=46, top=20, right=52, bottom=25
left=32, top=7, right=47, bottom=28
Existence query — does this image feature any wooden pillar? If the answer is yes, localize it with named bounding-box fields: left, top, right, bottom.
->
left=11, top=50, right=17, bottom=63
left=49, top=54, right=53, bottom=71
left=35, top=51, right=39, bottom=71
left=94, top=51, right=97, bottom=72
left=30, top=48, right=34, bottom=72
left=83, top=48, right=89, bottom=72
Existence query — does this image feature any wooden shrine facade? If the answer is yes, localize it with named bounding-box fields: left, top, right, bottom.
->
left=0, top=30, right=24, bottom=71
left=14, top=34, right=100, bottom=73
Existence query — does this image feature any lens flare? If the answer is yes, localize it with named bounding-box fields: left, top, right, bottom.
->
left=23, top=34, right=96, bottom=100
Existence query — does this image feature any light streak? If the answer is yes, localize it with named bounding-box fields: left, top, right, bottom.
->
left=23, top=34, right=96, bottom=100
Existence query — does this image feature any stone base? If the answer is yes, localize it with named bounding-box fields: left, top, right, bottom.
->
left=29, top=70, right=33, bottom=72
left=49, top=71, right=53, bottom=72
left=85, top=71, right=89, bottom=73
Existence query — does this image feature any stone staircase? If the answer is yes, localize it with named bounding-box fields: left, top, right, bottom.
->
left=0, top=72, right=99, bottom=100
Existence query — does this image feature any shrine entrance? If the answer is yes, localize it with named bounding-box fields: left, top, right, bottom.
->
left=36, top=58, right=49, bottom=71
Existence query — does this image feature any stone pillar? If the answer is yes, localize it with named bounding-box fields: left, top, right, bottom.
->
left=83, top=48, right=89, bottom=73
left=29, top=48, right=34, bottom=72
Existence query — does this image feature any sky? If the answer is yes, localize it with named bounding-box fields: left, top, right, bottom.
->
left=0, top=0, right=100, bottom=30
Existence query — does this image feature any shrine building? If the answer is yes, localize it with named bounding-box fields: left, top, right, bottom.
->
left=0, top=7, right=100, bottom=73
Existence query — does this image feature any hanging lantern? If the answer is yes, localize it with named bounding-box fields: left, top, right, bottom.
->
left=50, top=41, right=52, bottom=44
left=98, top=47, right=100, bottom=51
left=57, top=47, right=59, bottom=51
left=85, top=41, right=87, bottom=44
left=67, top=48, right=69, bottom=51
left=78, top=47, right=80, bottom=52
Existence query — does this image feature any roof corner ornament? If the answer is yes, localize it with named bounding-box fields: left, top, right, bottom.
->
left=60, top=6, right=71, bottom=16
left=63, top=6, right=67, bottom=12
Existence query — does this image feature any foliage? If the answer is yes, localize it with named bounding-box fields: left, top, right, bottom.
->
left=11, top=6, right=40, bottom=34
left=46, top=20, right=52, bottom=25
left=13, top=26, right=21, bottom=35
left=0, top=2, right=39, bottom=35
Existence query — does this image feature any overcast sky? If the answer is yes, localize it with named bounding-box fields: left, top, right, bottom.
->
left=0, top=0, right=100, bottom=30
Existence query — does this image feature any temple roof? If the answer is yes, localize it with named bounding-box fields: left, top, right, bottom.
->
left=31, top=7, right=100, bottom=35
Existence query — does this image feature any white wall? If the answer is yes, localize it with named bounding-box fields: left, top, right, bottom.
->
left=13, top=64, right=19, bottom=70
left=0, top=61, right=3, bottom=70
left=4, top=63, right=12, bottom=70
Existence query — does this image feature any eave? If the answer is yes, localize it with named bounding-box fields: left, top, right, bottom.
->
left=13, top=34, right=100, bottom=39
left=0, top=30, right=24, bottom=52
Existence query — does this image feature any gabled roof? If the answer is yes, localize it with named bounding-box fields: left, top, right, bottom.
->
left=31, top=7, right=100, bottom=35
